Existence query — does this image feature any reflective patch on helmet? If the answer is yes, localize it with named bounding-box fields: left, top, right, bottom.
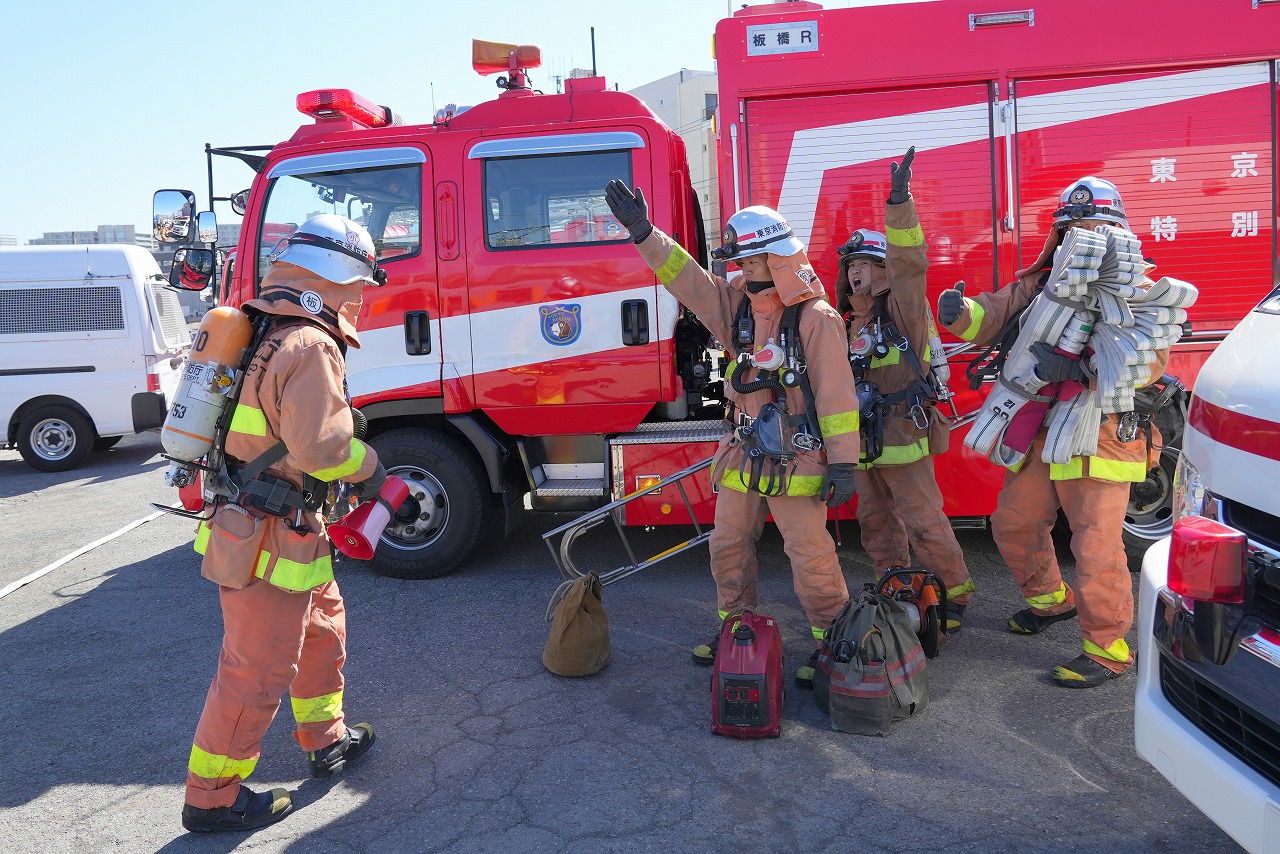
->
left=300, top=290, right=325, bottom=314
left=540, top=304, right=581, bottom=346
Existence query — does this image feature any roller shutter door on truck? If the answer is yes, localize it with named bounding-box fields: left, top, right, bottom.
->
left=1012, top=63, right=1274, bottom=335
left=744, top=83, right=998, bottom=299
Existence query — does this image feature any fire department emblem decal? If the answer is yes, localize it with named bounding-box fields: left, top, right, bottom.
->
left=1069, top=186, right=1093, bottom=205
left=300, top=290, right=324, bottom=314
left=540, top=304, right=581, bottom=346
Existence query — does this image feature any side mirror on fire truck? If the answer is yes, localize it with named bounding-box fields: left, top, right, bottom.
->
left=197, top=210, right=218, bottom=245
left=229, top=189, right=250, bottom=217
left=170, top=247, right=216, bottom=291
left=154, top=189, right=198, bottom=245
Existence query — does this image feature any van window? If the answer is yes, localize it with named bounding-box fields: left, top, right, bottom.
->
left=0, top=286, right=124, bottom=335
left=255, top=163, right=422, bottom=282
left=484, top=150, right=632, bottom=249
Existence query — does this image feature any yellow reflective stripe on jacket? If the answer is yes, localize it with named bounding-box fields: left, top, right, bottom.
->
left=948, top=578, right=977, bottom=599
left=1025, top=582, right=1070, bottom=610
left=189, top=743, right=257, bottom=782
left=719, top=469, right=825, bottom=497
left=194, top=520, right=212, bottom=555
left=228, top=404, right=267, bottom=437
left=819, top=410, right=860, bottom=438
left=291, top=690, right=343, bottom=724
left=654, top=244, right=693, bottom=285
left=1084, top=637, right=1131, bottom=663
left=309, top=438, right=367, bottom=482
left=810, top=625, right=826, bottom=641
left=724, top=359, right=740, bottom=383
left=1049, top=456, right=1146, bottom=483
left=869, top=348, right=902, bottom=369
left=886, top=223, right=925, bottom=247
left=255, top=550, right=334, bottom=591
left=959, top=299, right=985, bottom=342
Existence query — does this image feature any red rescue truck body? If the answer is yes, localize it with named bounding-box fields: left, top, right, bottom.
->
left=715, top=0, right=1280, bottom=549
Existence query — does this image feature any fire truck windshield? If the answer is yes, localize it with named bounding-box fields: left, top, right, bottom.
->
left=255, top=163, right=422, bottom=281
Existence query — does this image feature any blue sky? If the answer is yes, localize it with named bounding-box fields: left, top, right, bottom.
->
left=1, top=1, right=901, bottom=244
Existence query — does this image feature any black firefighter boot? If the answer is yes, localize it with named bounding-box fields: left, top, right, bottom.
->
left=181, top=784, right=293, bottom=833
left=309, top=723, right=376, bottom=778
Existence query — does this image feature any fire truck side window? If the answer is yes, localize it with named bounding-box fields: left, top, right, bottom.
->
left=255, top=164, right=422, bottom=281
left=483, top=151, right=631, bottom=250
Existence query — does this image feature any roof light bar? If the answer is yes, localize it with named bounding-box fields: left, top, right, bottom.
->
left=970, top=9, right=1034, bottom=30
left=296, top=89, right=395, bottom=129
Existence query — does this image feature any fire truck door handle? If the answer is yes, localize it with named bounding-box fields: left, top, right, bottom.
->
left=404, top=311, right=431, bottom=355
left=1001, top=100, right=1016, bottom=233
left=621, top=300, right=649, bottom=346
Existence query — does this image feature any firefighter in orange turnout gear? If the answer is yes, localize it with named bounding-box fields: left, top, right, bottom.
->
left=606, top=180, right=861, bottom=690
left=181, top=215, right=387, bottom=832
left=936, top=177, right=1168, bottom=688
left=836, top=147, right=975, bottom=630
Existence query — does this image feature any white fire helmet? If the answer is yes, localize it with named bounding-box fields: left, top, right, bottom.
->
left=837, top=229, right=888, bottom=265
left=1052, top=177, right=1128, bottom=228
left=711, top=206, right=806, bottom=261
left=269, top=214, right=386, bottom=286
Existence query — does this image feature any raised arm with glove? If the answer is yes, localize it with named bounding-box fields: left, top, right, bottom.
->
left=604, top=179, right=653, bottom=244
left=888, top=146, right=915, bottom=205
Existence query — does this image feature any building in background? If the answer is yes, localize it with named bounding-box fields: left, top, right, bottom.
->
left=28, top=225, right=153, bottom=249
left=628, top=69, right=720, bottom=246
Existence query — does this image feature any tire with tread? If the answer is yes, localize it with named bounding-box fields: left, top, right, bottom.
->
left=16, top=405, right=96, bottom=472
left=367, top=428, right=489, bottom=579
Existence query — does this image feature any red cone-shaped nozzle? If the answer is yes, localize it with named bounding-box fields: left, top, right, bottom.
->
left=329, top=475, right=410, bottom=560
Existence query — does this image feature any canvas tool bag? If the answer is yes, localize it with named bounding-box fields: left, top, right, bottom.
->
left=813, top=588, right=930, bottom=736
left=542, top=572, right=612, bottom=677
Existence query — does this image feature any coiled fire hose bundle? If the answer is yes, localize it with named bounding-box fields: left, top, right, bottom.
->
left=966, top=225, right=1197, bottom=469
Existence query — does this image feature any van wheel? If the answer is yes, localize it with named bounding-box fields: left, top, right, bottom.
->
left=17, top=405, right=96, bottom=472
left=367, top=429, right=488, bottom=580
left=93, top=436, right=123, bottom=452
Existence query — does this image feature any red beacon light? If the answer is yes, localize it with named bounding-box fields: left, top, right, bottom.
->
left=472, top=39, right=541, bottom=92
left=296, top=89, right=402, bottom=129
left=1167, top=515, right=1248, bottom=604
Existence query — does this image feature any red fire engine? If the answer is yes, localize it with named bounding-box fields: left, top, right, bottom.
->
left=714, top=0, right=1279, bottom=556
left=158, top=0, right=1280, bottom=579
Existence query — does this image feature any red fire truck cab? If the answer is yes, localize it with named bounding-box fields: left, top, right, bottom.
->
left=166, top=43, right=722, bottom=579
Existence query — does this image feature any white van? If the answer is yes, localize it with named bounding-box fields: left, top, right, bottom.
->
left=1, top=245, right=190, bottom=471
left=1134, top=285, right=1280, bottom=853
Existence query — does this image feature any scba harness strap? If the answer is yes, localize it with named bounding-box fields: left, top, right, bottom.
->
left=726, top=297, right=828, bottom=495
left=850, top=294, right=938, bottom=463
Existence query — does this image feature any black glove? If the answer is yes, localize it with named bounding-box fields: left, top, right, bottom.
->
left=605, top=179, right=653, bottom=244
left=1030, top=341, right=1086, bottom=384
left=938, top=282, right=966, bottom=325
left=888, top=146, right=915, bottom=205
left=350, top=462, right=387, bottom=500
left=821, top=463, right=857, bottom=508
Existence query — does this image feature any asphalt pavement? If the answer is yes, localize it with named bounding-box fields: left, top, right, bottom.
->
left=0, top=434, right=1242, bottom=852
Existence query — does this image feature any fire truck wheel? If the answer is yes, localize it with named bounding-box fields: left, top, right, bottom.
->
left=367, top=428, right=488, bottom=579
left=1122, top=444, right=1179, bottom=569
left=16, top=404, right=97, bottom=473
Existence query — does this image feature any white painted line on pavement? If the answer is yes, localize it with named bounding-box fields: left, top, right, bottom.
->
left=0, top=510, right=168, bottom=601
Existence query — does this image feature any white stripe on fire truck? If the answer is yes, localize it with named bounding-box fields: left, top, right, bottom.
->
left=346, top=285, right=680, bottom=399
left=778, top=63, right=1270, bottom=245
